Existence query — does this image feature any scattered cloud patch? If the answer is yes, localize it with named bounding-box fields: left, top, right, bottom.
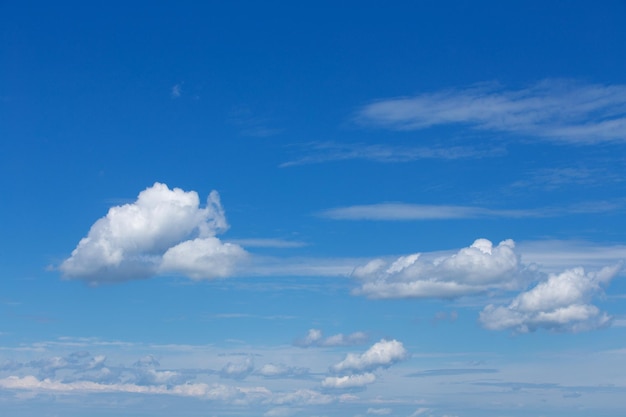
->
left=510, top=167, right=624, bottom=190
left=321, top=372, right=376, bottom=389
left=408, top=408, right=431, bottom=417
left=352, top=239, right=525, bottom=299
left=171, top=84, right=182, bottom=98
left=256, top=363, right=309, bottom=378
left=480, top=265, right=622, bottom=333
left=517, top=240, right=626, bottom=273
left=60, top=183, right=247, bottom=283
left=295, top=329, right=368, bottom=348
left=220, top=357, right=254, bottom=380
left=367, top=407, right=393, bottom=415
left=331, top=339, right=408, bottom=373
left=356, top=80, right=626, bottom=143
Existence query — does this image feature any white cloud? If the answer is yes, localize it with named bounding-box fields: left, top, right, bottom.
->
left=319, top=201, right=621, bottom=221
left=331, top=339, right=408, bottom=373
left=353, top=239, right=525, bottom=299
left=321, top=373, right=376, bottom=389
left=517, top=240, right=626, bottom=273
left=357, top=80, right=626, bottom=143
left=480, top=265, right=622, bottom=333
left=295, top=329, right=368, bottom=347
left=408, top=408, right=431, bottom=417
left=367, top=408, right=393, bottom=415
left=270, top=389, right=333, bottom=406
left=319, top=203, right=527, bottom=220
left=60, top=183, right=246, bottom=283
left=160, top=237, right=247, bottom=280
left=256, top=363, right=308, bottom=378
left=220, top=357, right=254, bottom=380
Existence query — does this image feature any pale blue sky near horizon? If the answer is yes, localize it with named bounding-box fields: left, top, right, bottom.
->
left=1, top=2, right=626, bottom=416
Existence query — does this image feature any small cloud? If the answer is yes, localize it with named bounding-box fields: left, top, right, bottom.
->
left=220, top=357, right=254, bottom=380
left=256, top=363, right=309, bottom=378
left=367, top=407, right=392, bottom=415
left=331, top=339, right=408, bottom=373
left=294, top=329, right=368, bottom=347
left=171, top=84, right=182, bottom=98
left=321, top=373, right=376, bottom=389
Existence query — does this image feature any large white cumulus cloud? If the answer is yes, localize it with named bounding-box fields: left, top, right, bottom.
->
left=60, top=183, right=247, bottom=283
left=352, top=239, right=524, bottom=299
left=480, top=265, right=621, bottom=333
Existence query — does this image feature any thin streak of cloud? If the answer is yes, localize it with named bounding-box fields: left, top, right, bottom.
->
left=227, top=238, right=307, bottom=249
left=356, top=80, right=626, bottom=143
left=318, top=200, right=622, bottom=221
left=281, top=141, right=505, bottom=167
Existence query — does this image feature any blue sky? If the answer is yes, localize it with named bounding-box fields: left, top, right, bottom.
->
left=2, top=1, right=626, bottom=416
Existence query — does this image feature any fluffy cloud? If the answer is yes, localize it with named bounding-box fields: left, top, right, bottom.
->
left=220, top=357, right=255, bottom=380
left=295, top=329, right=368, bottom=348
left=480, top=265, right=621, bottom=333
left=331, top=339, right=407, bottom=373
left=60, top=183, right=247, bottom=283
left=352, top=239, right=524, bottom=299
left=321, top=373, right=376, bottom=389
left=356, top=80, right=626, bottom=143
left=256, top=363, right=308, bottom=378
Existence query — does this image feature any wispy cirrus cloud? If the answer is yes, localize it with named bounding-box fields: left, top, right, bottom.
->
left=510, top=166, right=625, bottom=190
left=356, top=80, right=626, bottom=143
left=319, top=200, right=622, bottom=221
left=280, top=141, right=504, bottom=167
left=227, top=238, right=307, bottom=249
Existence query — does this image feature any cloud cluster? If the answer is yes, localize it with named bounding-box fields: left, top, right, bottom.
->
left=60, top=183, right=247, bottom=283
left=352, top=239, right=524, bottom=299
left=357, top=80, right=626, bottom=143
left=0, top=350, right=332, bottom=408
left=295, top=329, right=368, bottom=348
left=323, top=339, right=408, bottom=390
left=480, top=265, right=622, bottom=332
